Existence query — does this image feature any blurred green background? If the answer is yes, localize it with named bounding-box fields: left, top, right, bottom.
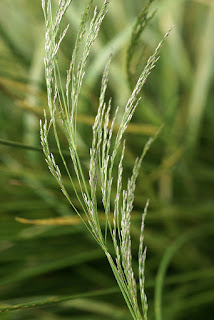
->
left=0, top=0, right=214, bottom=319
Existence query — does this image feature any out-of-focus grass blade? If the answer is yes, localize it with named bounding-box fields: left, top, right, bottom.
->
left=0, top=248, right=102, bottom=287
left=186, top=7, right=214, bottom=153
left=154, top=223, right=214, bottom=320
left=0, top=287, right=119, bottom=314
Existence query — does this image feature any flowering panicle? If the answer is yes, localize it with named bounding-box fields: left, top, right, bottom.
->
left=41, top=1, right=169, bottom=319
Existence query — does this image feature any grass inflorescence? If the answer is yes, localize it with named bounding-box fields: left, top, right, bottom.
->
left=40, top=1, right=169, bottom=319
left=0, top=0, right=213, bottom=319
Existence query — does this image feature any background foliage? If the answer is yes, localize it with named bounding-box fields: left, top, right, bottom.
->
left=0, top=0, right=214, bottom=319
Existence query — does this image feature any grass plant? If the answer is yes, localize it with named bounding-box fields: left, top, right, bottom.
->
left=40, top=0, right=169, bottom=318
left=0, top=0, right=214, bottom=319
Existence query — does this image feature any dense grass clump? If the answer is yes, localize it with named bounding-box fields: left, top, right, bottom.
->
left=0, top=0, right=213, bottom=319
